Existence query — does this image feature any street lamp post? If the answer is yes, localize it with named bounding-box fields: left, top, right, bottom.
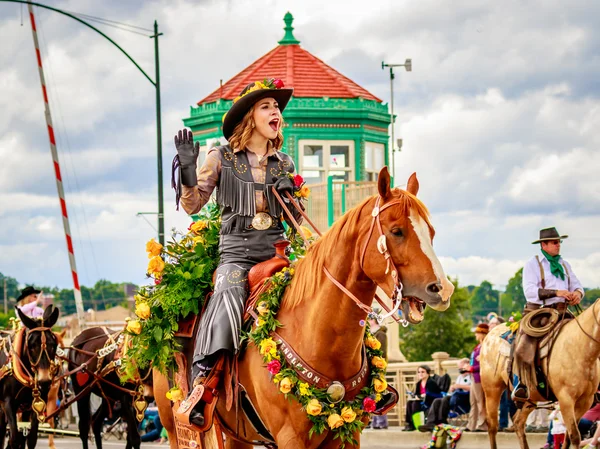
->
left=2, top=0, right=165, bottom=246
left=381, top=59, right=412, bottom=185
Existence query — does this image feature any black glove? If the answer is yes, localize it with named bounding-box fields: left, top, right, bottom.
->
left=174, top=129, right=199, bottom=187
left=273, top=176, right=294, bottom=198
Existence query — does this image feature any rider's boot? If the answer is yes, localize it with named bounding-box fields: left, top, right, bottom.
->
left=187, top=359, right=215, bottom=428
left=511, top=377, right=529, bottom=403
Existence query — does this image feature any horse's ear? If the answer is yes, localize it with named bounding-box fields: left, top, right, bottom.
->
left=406, top=172, right=419, bottom=196
left=377, top=167, right=392, bottom=200
left=45, top=307, right=60, bottom=329
left=58, top=329, right=67, bottom=339
left=15, top=306, right=37, bottom=330
left=42, top=305, right=53, bottom=322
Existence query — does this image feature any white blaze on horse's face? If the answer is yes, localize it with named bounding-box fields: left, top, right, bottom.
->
left=409, top=210, right=454, bottom=310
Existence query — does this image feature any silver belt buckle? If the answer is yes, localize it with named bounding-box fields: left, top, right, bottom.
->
left=251, top=212, right=273, bottom=230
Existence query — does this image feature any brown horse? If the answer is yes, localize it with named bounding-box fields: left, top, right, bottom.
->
left=154, top=168, right=454, bottom=448
left=481, top=300, right=600, bottom=449
left=0, top=306, right=60, bottom=449
left=47, top=329, right=67, bottom=449
left=68, top=327, right=153, bottom=449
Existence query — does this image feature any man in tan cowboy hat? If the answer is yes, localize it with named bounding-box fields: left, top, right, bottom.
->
left=512, top=227, right=583, bottom=401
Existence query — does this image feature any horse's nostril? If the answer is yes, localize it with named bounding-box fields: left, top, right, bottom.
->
left=427, top=282, right=442, bottom=294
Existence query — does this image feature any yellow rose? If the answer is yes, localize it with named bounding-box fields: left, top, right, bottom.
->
left=259, top=338, right=277, bottom=356
left=298, top=382, right=310, bottom=396
left=371, top=356, right=387, bottom=370
left=166, top=387, right=183, bottom=402
left=135, top=302, right=151, bottom=320
left=341, top=406, right=357, bottom=423
left=306, top=398, right=322, bottom=416
left=127, top=320, right=142, bottom=335
left=298, top=185, right=310, bottom=198
left=256, top=301, right=269, bottom=316
left=256, top=317, right=266, bottom=327
left=145, top=238, right=163, bottom=258
left=365, top=335, right=381, bottom=350
left=375, top=393, right=382, bottom=402
left=299, top=226, right=313, bottom=238
left=190, top=220, right=208, bottom=233
left=327, top=413, right=344, bottom=430
left=279, top=377, right=293, bottom=394
left=373, top=377, right=387, bottom=393
left=147, top=256, right=165, bottom=275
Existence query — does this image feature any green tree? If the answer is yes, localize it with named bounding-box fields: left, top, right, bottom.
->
left=500, top=268, right=526, bottom=315
left=470, top=280, right=500, bottom=322
left=584, top=288, right=600, bottom=308
left=399, top=279, right=476, bottom=361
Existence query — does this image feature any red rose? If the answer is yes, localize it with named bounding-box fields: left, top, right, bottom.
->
left=154, top=277, right=162, bottom=285
left=267, top=360, right=281, bottom=375
left=293, top=174, right=304, bottom=187
left=363, top=397, right=376, bottom=413
left=273, top=79, right=285, bottom=89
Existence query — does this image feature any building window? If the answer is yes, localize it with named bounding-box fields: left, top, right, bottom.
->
left=364, top=142, right=385, bottom=181
left=299, top=140, right=354, bottom=183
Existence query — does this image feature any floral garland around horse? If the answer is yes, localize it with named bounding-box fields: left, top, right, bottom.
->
left=122, top=203, right=221, bottom=382
left=247, top=265, right=389, bottom=447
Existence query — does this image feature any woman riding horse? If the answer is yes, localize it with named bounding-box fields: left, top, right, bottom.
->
left=173, top=78, right=302, bottom=426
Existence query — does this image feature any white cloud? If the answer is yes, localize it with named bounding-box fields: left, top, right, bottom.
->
left=1, top=0, right=600, bottom=291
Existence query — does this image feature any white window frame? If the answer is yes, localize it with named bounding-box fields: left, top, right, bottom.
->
left=298, top=139, right=355, bottom=183
left=364, top=142, right=386, bottom=181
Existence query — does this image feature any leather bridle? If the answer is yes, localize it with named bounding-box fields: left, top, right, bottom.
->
left=323, top=195, right=406, bottom=324
left=25, top=326, right=58, bottom=374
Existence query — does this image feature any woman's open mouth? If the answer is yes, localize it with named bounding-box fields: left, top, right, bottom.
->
left=269, top=118, right=280, bottom=132
left=401, top=297, right=426, bottom=324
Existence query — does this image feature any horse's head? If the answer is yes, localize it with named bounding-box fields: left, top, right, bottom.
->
left=16, top=305, right=60, bottom=384
left=360, top=168, right=454, bottom=323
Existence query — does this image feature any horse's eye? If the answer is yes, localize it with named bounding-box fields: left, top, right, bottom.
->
left=391, top=228, right=403, bottom=237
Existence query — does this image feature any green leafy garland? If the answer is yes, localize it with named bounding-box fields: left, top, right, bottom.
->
left=122, top=204, right=221, bottom=381
left=247, top=262, right=389, bottom=447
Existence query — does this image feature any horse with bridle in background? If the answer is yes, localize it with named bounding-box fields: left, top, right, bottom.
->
left=481, top=299, right=600, bottom=449
left=67, top=326, right=153, bottom=449
left=154, top=168, right=455, bottom=449
left=0, top=305, right=60, bottom=449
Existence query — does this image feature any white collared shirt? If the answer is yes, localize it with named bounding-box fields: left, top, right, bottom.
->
left=522, top=251, right=584, bottom=305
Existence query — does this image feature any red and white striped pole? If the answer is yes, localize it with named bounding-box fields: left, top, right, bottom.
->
left=27, top=3, right=85, bottom=325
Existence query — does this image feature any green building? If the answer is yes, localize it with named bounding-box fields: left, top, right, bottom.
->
left=183, top=13, right=391, bottom=185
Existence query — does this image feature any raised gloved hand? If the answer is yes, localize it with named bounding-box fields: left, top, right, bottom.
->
left=174, top=129, right=199, bottom=187
left=273, top=176, right=294, bottom=197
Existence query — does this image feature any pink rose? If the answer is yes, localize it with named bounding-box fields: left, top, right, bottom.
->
left=273, top=79, right=285, bottom=89
left=267, top=360, right=281, bottom=375
left=293, top=174, right=304, bottom=187
left=363, top=397, right=376, bottom=413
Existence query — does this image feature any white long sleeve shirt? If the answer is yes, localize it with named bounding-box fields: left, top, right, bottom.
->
left=522, top=252, right=584, bottom=306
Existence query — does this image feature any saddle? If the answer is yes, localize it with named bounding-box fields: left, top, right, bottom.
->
left=509, top=305, right=573, bottom=402
left=172, top=241, right=291, bottom=446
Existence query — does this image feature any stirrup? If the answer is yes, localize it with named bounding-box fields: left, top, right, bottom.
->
left=511, top=383, right=530, bottom=402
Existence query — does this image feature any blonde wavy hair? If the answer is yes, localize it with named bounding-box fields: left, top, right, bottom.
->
left=228, top=105, right=285, bottom=151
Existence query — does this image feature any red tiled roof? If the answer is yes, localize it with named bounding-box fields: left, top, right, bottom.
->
left=198, top=44, right=382, bottom=105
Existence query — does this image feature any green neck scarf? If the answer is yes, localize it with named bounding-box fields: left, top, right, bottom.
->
left=541, top=249, right=565, bottom=281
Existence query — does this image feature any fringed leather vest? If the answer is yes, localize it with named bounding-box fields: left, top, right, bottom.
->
left=216, top=145, right=295, bottom=234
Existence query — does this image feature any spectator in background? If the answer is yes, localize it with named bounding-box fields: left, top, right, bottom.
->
left=489, top=315, right=505, bottom=330
left=419, top=358, right=472, bottom=431
left=140, top=406, right=163, bottom=442
left=369, top=315, right=389, bottom=430
left=548, top=404, right=566, bottom=449
left=466, top=323, right=489, bottom=432
left=403, top=365, right=443, bottom=431
left=16, top=286, right=44, bottom=319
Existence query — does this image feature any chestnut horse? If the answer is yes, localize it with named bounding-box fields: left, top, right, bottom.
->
left=481, top=300, right=600, bottom=449
left=154, top=168, right=454, bottom=448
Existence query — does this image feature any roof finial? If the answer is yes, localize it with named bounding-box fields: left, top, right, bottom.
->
left=278, top=12, right=300, bottom=45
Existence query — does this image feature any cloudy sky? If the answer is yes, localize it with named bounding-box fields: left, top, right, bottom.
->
left=1, top=0, right=599, bottom=293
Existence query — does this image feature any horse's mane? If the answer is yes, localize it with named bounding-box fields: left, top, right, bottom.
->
left=283, top=188, right=432, bottom=310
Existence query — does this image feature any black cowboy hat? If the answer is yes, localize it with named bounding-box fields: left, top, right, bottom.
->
left=222, top=78, right=293, bottom=141
left=16, top=286, right=41, bottom=302
left=532, top=227, right=569, bottom=244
